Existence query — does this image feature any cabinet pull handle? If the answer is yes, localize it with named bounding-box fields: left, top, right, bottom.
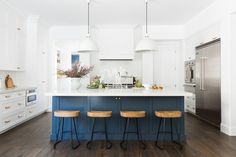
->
left=4, top=120, right=11, bottom=124
left=29, top=111, right=32, bottom=113
left=5, top=95, right=11, bottom=98
left=18, top=115, right=23, bottom=118
left=18, top=103, right=22, bottom=106
left=5, top=106, right=11, bottom=109
left=18, top=93, right=22, bottom=96
left=212, top=37, right=217, bottom=40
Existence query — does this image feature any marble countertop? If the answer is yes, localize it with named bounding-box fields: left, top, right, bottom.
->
left=0, top=86, right=37, bottom=94
left=46, top=87, right=192, bottom=97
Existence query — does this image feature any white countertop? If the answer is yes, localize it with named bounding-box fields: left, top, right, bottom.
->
left=0, top=86, right=37, bottom=94
left=46, top=87, right=192, bottom=97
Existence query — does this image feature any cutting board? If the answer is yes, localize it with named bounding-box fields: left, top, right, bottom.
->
left=5, top=75, right=15, bottom=89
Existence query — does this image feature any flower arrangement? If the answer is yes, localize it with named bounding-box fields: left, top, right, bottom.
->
left=61, top=62, right=94, bottom=78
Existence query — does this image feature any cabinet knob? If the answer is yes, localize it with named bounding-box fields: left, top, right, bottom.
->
left=29, top=111, right=32, bottom=113
left=5, top=95, right=11, bottom=98
left=115, top=97, right=118, bottom=100
left=18, top=115, right=23, bottom=118
left=18, top=103, right=22, bottom=106
left=118, top=97, right=121, bottom=100
left=5, top=106, right=11, bottom=109
left=17, top=67, right=21, bottom=70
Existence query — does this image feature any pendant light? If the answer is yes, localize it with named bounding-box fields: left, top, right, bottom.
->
left=78, top=0, right=98, bottom=52
left=136, top=0, right=155, bottom=52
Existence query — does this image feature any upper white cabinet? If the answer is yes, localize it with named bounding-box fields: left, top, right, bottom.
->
left=97, top=26, right=134, bottom=60
left=184, top=23, right=220, bottom=61
left=0, top=2, right=26, bottom=71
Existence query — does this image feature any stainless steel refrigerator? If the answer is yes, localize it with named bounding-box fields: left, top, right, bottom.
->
left=195, top=39, right=221, bottom=127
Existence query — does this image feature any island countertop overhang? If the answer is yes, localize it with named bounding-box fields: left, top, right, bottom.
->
left=46, top=88, right=192, bottom=97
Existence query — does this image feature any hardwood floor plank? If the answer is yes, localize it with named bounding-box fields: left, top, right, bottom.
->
left=0, top=113, right=236, bottom=157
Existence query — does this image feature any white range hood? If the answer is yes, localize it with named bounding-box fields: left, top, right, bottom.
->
left=97, top=26, right=135, bottom=60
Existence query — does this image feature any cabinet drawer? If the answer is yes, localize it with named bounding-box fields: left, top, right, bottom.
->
left=0, top=99, right=25, bottom=113
left=0, top=91, right=26, bottom=102
left=26, top=106, right=41, bottom=118
left=1, top=110, right=25, bottom=128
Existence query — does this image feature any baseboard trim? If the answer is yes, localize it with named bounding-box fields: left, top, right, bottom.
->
left=221, top=123, right=236, bottom=136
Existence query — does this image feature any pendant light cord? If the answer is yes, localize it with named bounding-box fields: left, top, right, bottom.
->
left=88, top=1, right=90, bottom=35
left=145, top=0, right=148, bottom=36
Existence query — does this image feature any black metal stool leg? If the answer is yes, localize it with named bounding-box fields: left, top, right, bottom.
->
left=71, top=118, right=80, bottom=149
left=173, top=118, right=183, bottom=149
left=120, top=118, right=129, bottom=150
left=155, top=118, right=163, bottom=149
left=87, top=118, right=96, bottom=149
left=104, top=118, right=112, bottom=149
left=171, top=118, right=173, bottom=141
left=54, top=117, right=64, bottom=149
left=136, top=118, right=146, bottom=150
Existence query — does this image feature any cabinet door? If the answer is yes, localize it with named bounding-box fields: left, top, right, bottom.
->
left=0, top=4, right=25, bottom=71
left=0, top=4, right=9, bottom=70
left=7, top=11, right=18, bottom=70
left=0, top=27, right=8, bottom=70
left=15, top=18, right=26, bottom=71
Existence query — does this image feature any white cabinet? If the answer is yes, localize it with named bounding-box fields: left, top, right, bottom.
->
left=0, top=89, right=46, bottom=133
left=0, top=2, right=25, bottom=71
left=184, top=23, right=220, bottom=61
left=185, top=94, right=196, bottom=114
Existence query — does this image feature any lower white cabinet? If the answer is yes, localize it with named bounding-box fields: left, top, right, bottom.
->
left=1, top=109, right=26, bottom=130
left=185, top=94, right=196, bottom=114
left=0, top=89, right=46, bottom=133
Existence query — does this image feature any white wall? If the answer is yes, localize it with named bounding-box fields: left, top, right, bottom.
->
left=229, top=14, right=236, bottom=135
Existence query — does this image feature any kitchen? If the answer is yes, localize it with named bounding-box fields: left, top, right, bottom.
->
left=0, top=0, right=236, bottom=157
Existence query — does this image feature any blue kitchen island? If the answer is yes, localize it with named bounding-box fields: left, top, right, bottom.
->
left=47, top=88, right=191, bottom=141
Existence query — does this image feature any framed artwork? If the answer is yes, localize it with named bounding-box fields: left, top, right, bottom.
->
left=71, top=54, right=80, bottom=67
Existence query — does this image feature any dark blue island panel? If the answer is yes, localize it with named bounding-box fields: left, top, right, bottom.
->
left=51, top=96, right=185, bottom=141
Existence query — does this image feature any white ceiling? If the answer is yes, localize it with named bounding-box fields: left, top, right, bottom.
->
left=6, top=0, right=216, bottom=25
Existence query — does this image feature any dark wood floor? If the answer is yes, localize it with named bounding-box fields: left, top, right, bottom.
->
left=0, top=113, right=236, bottom=157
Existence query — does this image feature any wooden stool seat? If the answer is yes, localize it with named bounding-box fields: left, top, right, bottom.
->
left=54, top=111, right=80, bottom=118
left=155, top=111, right=182, bottom=118
left=87, top=111, right=112, bottom=118
left=120, top=111, right=146, bottom=118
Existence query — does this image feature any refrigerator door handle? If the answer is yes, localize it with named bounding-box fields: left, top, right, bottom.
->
left=200, top=57, right=203, bottom=90
left=201, top=57, right=208, bottom=91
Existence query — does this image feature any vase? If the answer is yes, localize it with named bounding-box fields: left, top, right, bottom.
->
left=71, top=78, right=82, bottom=90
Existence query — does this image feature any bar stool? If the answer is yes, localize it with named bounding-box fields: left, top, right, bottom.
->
left=155, top=111, right=183, bottom=149
left=53, top=110, right=80, bottom=150
left=87, top=111, right=112, bottom=149
left=120, top=111, right=146, bottom=150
